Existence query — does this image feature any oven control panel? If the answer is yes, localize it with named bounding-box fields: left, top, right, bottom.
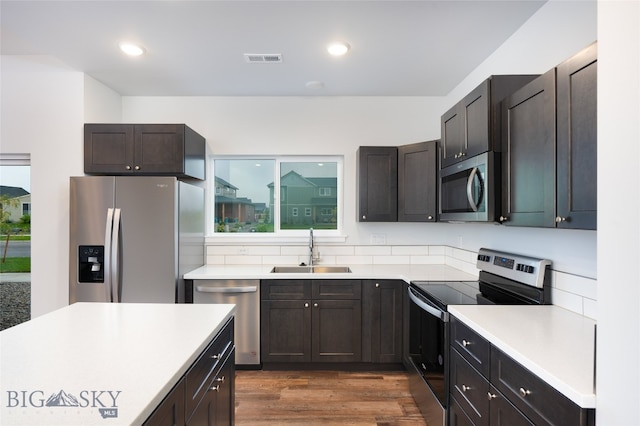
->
left=493, top=256, right=515, bottom=269
left=476, top=248, right=551, bottom=289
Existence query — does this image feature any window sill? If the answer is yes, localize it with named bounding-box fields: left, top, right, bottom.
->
left=205, top=233, right=347, bottom=245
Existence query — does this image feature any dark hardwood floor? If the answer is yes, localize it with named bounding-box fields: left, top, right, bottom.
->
left=234, top=370, right=428, bottom=425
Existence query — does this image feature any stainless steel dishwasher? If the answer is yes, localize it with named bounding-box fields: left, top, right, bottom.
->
left=193, top=279, right=260, bottom=367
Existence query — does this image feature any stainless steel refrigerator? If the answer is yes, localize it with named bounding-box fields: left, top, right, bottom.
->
left=69, top=176, right=204, bottom=304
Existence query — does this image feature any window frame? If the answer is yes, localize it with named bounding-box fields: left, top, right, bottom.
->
left=207, top=155, right=345, bottom=241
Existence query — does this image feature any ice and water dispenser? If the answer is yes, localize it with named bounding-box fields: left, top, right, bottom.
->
left=78, top=245, right=104, bottom=283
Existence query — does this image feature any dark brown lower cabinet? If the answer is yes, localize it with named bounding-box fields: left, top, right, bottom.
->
left=261, top=299, right=312, bottom=362
left=312, top=299, right=362, bottom=362
left=449, top=316, right=594, bottom=426
left=186, top=348, right=235, bottom=426
left=261, top=280, right=362, bottom=363
left=144, top=318, right=235, bottom=426
left=362, top=280, right=404, bottom=363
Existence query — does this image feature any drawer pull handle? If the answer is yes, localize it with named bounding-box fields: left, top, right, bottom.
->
left=462, top=339, right=470, bottom=347
left=210, top=353, right=222, bottom=360
left=304, top=303, right=309, bottom=308
left=209, top=385, right=220, bottom=392
left=462, top=384, right=471, bottom=392
left=519, top=387, right=531, bottom=398
left=487, top=392, right=496, bottom=400
left=216, top=376, right=225, bottom=384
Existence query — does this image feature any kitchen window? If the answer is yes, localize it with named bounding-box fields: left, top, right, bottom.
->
left=211, top=156, right=342, bottom=236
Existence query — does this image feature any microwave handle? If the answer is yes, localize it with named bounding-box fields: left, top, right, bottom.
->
left=466, top=167, right=480, bottom=212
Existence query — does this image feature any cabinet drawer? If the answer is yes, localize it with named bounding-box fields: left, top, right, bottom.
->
left=451, top=316, right=491, bottom=376
left=450, top=348, right=490, bottom=426
left=262, top=280, right=311, bottom=300
left=185, top=318, right=234, bottom=417
left=312, top=280, right=361, bottom=299
left=490, top=346, right=588, bottom=426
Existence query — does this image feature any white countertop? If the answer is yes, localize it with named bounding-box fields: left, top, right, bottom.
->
left=184, top=263, right=478, bottom=282
left=0, top=302, right=235, bottom=425
left=448, top=305, right=596, bottom=408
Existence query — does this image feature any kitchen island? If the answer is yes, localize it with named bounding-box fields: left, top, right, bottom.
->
left=0, top=302, right=235, bottom=425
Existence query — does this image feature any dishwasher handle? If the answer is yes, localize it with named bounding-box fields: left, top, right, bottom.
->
left=195, top=285, right=258, bottom=294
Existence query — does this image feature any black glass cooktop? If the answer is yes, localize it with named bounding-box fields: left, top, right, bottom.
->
left=410, top=281, right=479, bottom=310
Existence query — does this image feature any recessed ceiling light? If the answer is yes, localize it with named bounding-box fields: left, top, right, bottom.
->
left=305, top=80, right=325, bottom=89
left=119, top=42, right=145, bottom=57
left=327, top=41, right=350, bottom=56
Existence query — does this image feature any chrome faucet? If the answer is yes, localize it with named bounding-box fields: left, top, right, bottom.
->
left=308, top=227, right=315, bottom=266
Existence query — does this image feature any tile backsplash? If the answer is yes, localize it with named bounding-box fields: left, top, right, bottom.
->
left=205, top=243, right=596, bottom=320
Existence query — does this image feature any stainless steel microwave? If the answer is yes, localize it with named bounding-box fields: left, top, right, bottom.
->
left=438, top=151, right=500, bottom=222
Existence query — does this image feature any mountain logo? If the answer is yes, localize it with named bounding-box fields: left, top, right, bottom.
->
left=45, top=390, right=80, bottom=407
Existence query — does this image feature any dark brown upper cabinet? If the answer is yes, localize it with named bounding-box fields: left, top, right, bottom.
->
left=501, top=43, right=597, bottom=229
left=357, top=142, right=438, bottom=223
left=398, top=140, right=438, bottom=222
left=501, top=70, right=557, bottom=227
left=440, top=75, right=539, bottom=169
left=84, top=123, right=206, bottom=180
left=357, top=146, right=398, bottom=222
left=556, top=42, right=597, bottom=230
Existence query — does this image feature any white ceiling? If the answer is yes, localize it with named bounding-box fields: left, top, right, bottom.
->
left=0, top=0, right=547, bottom=96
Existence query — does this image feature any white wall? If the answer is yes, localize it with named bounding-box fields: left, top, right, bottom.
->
left=597, top=1, right=640, bottom=424
left=0, top=58, right=122, bottom=318
left=0, top=56, right=85, bottom=316
left=84, top=75, right=122, bottom=122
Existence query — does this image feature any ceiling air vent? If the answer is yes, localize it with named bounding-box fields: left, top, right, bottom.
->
left=244, top=53, right=283, bottom=63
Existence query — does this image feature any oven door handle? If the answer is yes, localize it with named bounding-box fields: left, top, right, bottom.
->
left=408, top=287, right=447, bottom=321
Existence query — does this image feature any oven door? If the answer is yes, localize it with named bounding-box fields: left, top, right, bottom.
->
left=439, top=151, right=499, bottom=222
left=405, top=286, right=449, bottom=426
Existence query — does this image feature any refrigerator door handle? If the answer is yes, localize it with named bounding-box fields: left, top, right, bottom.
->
left=111, top=208, right=122, bottom=303
left=104, top=208, right=115, bottom=302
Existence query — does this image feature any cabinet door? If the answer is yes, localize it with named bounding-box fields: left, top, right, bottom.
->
left=357, top=146, right=398, bottom=222
left=501, top=69, right=556, bottom=227
left=441, top=104, right=465, bottom=168
left=312, top=299, right=362, bottom=362
left=398, top=141, right=438, bottom=222
left=365, top=280, right=403, bottom=363
left=441, top=79, right=491, bottom=168
left=144, top=377, right=186, bottom=426
left=261, top=299, right=311, bottom=362
left=556, top=43, right=597, bottom=230
left=462, top=80, right=491, bottom=160
left=84, top=124, right=135, bottom=174
left=134, top=124, right=186, bottom=174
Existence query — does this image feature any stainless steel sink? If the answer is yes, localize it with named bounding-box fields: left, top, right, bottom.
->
left=270, top=266, right=351, bottom=273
